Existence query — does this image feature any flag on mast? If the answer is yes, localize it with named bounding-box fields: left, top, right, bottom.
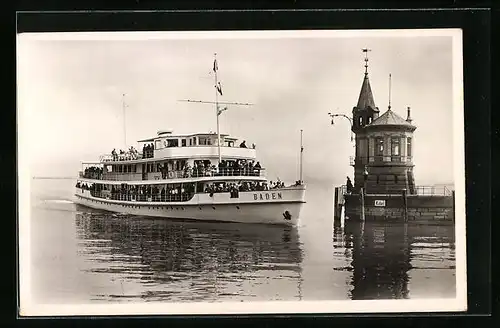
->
left=213, top=58, right=218, bottom=72
left=216, top=82, right=223, bottom=96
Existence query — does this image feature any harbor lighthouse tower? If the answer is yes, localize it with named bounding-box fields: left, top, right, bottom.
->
left=351, top=50, right=417, bottom=195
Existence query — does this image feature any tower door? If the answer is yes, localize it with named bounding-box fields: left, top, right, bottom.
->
left=407, top=170, right=415, bottom=195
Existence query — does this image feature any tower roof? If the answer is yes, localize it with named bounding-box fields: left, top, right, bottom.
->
left=367, top=109, right=416, bottom=130
left=355, top=73, right=379, bottom=112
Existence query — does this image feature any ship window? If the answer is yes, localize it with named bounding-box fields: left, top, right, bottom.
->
left=376, top=175, right=380, bottom=184
left=181, top=139, right=187, bottom=147
left=395, top=175, right=398, bottom=184
left=189, top=139, right=192, bottom=146
left=193, top=137, right=197, bottom=145
left=166, top=139, right=178, bottom=147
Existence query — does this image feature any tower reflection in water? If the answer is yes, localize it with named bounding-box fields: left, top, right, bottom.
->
left=341, top=220, right=455, bottom=300
left=74, top=209, right=303, bottom=302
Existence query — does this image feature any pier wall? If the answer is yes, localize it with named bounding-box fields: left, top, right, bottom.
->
left=342, top=193, right=454, bottom=222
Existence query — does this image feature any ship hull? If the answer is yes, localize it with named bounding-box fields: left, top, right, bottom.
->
left=73, top=186, right=305, bottom=226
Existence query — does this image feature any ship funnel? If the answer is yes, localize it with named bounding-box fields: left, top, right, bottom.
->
left=157, top=129, right=173, bottom=136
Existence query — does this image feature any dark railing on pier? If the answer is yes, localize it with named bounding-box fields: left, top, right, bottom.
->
left=413, top=185, right=452, bottom=196
left=349, top=156, right=413, bottom=165
left=341, top=184, right=452, bottom=196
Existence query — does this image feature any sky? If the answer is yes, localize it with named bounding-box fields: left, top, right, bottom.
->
left=17, top=30, right=462, bottom=186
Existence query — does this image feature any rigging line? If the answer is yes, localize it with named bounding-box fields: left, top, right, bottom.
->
left=178, top=99, right=254, bottom=106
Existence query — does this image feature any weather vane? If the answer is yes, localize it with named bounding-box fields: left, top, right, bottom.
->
left=362, top=48, right=372, bottom=74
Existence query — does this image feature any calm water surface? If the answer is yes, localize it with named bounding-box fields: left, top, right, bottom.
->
left=29, top=178, right=456, bottom=303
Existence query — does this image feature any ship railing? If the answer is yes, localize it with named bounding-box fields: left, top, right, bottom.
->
left=89, top=190, right=194, bottom=202
left=80, top=172, right=104, bottom=180
left=349, top=156, right=413, bottom=166
left=86, top=168, right=267, bottom=181
left=100, top=151, right=146, bottom=163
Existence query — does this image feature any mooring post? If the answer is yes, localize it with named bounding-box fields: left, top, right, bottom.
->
left=452, top=190, right=455, bottom=223
left=402, top=189, right=408, bottom=222
left=334, top=187, right=339, bottom=219
left=360, top=187, right=365, bottom=222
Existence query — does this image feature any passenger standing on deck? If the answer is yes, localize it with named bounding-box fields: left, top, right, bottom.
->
left=346, top=176, right=353, bottom=194
left=239, top=140, right=247, bottom=148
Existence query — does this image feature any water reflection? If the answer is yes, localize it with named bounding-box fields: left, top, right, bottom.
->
left=340, top=221, right=455, bottom=300
left=74, top=208, right=303, bottom=302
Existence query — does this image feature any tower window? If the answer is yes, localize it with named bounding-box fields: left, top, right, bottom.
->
left=376, top=175, right=379, bottom=184
left=394, top=175, right=398, bottom=184
left=359, top=116, right=363, bottom=126
left=367, top=117, right=372, bottom=124
left=375, top=137, right=384, bottom=156
left=391, top=137, right=400, bottom=156
left=407, top=137, right=412, bottom=157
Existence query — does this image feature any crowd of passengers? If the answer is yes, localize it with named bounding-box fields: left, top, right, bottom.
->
left=142, top=143, right=154, bottom=159
left=75, top=182, right=91, bottom=190
left=204, top=180, right=288, bottom=195
left=82, top=166, right=103, bottom=179
left=180, top=159, right=262, bottom=178
left=76, top=178, right=302, bottom=201
left=77, top=182, right=195, bottom=201
left=111, top=146, right=141, bottom=161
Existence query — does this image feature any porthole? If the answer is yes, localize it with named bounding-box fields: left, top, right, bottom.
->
left=236, top=206, right=240, bottom=209
left=199, top=207, right=202, bottom=210
left=212, top=206, right=216, bottom=210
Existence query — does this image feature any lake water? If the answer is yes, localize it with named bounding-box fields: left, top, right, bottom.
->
left=27, top=178, right=456, bottom=304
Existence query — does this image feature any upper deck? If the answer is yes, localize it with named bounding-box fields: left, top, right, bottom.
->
left=81, top=130, right=264, bottom=184
left=100, top=130, right=256, bottom=164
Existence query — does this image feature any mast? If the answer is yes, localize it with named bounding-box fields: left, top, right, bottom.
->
left=299, top=129, right=304, bottom=184
left=122, top=93, right=127, bottom=148
left=178, top=54, right=253, bottom=165
left=214, top=53, right=222, bottom=164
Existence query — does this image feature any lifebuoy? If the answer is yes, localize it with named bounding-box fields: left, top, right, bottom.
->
left=168, top=171, right=175, bottom=179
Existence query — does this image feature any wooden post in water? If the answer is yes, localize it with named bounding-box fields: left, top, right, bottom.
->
left=452, top=190, right=455, bottom=223
left=402, top=189, right=408, bottom=222
left=360, top=188, right=365, bottom=222
left=334, top=187, right=339, bottom=218
left=334, top=186, right=342, bottom=227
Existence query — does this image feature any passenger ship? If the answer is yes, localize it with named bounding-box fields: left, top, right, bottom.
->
left=74, top=55, right=306, bottom=225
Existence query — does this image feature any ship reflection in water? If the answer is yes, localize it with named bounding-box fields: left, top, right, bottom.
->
left=74, top=208, right=304, bottom=302
left=73, top=209, right=455, bottom=302
left=333, top=220, right=455, bottom=300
